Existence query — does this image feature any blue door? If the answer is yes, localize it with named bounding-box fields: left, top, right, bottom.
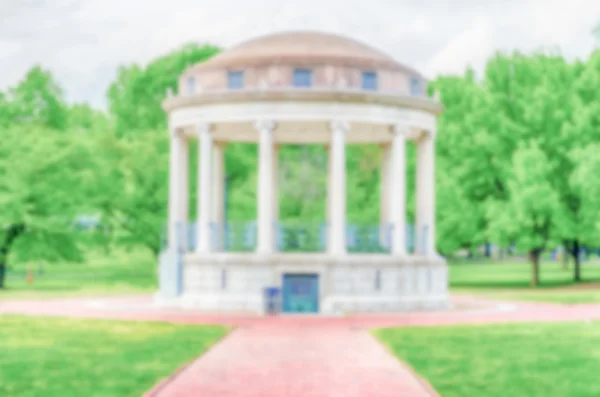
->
left=282, top=274, right=319, bottom=313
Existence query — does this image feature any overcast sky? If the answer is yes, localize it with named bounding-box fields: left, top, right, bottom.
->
left=1, top=0, right=599, bottom=109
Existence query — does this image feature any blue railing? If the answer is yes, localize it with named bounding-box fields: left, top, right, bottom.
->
left=346, top=224, right=391, bottom=253
left=219, top=222, right=257, bottom=252
left=185, top=221, right=257, bottom=252
left=276, top=222, right=327, bottom=252
left=166, top=221, right=417, bottom=254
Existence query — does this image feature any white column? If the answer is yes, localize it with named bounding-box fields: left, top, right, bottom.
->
left=272, top=144, right=280, bottom=250
left=326, top=144, right=332, bottom=246
left=272, top=144, right=280, bottom=224
left=329, top=120, right=349, bottom=255
left=211, top=143, right=225, bottom=251
left=415, top=129, right=436, bottom=256
left=168, top=127, right=185, bottom=251
left=390, top=125, right=407, bottom=256
left=256, top=120, right=275, bottom=254
left=380, top=144, right=391, bottom=246
left=179, top=135, right=189, bottom=251
left=195, top=123, right=212, bottom=253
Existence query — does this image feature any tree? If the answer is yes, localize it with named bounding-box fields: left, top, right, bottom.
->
left=0, top=126, right=95, bottom=288
left=558, top=51, right=600, bottom=280
left=433, top=70, right=514, bottom=256
left=568, top=144, right=600, bottom=274
left=92, top=129, right=169, bottom=256
left=107, top=43, right=220, bottom=135
left=487, top=141, right=560, bottom=286
left=436, top=176, right=481, bottom=256
left=68, top=103, right=110, bottom=133
left=9, top=66, right=68, bottom=130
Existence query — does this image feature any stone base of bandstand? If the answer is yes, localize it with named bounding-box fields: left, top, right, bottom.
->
left=154, top=252, right=450, bottom=315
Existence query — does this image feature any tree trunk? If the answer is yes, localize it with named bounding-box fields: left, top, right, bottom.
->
left=467, top=245, right=473, bottom=259
left=484, top=243, right=491, bottom=258
left=0, top=262, right=5, bottom=289
left=0, top=224, right=26, bottom=289
left=529, top=249, right=541, bottom=287
left=572, top=240, right=582, bottom=282
left=561, top=249, right=569, bottom=270
left=561, top=241, right=570, bottom=270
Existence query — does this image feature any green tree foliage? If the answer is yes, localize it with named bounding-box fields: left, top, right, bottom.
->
left=486, top=141, right=559, bottom=286
left=433, top=72, right=505, bottom=254
left=0, top=126, right=96, bottom=287
left=570, top=144, right=600, bottom=246
left=434, top=49, right=600, bottom=286
left=91, top=129, right=169, bottom=256
left=107, top=43, right=220, bottom=135
left=8, top=66, right=68, bottom=130
left=551, top=55, right=597, bottom=279
left=68, top=103, right=110, bottom=132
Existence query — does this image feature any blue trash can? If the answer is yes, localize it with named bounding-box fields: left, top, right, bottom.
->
left=263, top=287, right=281, bottom=315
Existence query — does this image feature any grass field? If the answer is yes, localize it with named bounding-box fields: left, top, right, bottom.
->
left=375, top=321, right=600, bottom=397
left=0, top=248, right=156, bottom=300
left=450, top=260, right=600, bottom=303
left=0, top=316, right=227, bottom=397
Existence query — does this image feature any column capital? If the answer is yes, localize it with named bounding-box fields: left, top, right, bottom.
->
left=330, top=120, right=350, bottom=133
left=196, top=122, right=211, bottom=135
left=391, top=124, right=410, bottom=137
left=255, top=119, right=276, bottom=132
left=169, top=127, right=184, bottom=139
left=420, top=128, right=436, bottom=140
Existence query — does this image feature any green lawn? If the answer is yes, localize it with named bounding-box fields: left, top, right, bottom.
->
left=450, top=260, right=600, bottom=303
left=375, top=321, right=600, bottom=397
left=0, top=316, right=227, bottom=397
left=0, top=249, right=156, bottom=300
left=455, top=289, right=600, bottom=304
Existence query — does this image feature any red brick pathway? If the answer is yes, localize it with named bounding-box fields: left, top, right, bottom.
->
left=149, top=324, right=434, bottom=397
left=2, top=295, right=600, bottom=396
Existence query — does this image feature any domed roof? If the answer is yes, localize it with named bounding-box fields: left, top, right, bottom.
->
left=191, top=31, right=420, bottom=75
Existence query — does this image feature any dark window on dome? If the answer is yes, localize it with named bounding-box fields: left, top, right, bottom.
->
left=362, top=71, right=377, bottom=91
left=293, top=69, right=312, bottom=87
left=228, top=71, right=244, bottom=89
left=410, top=77, right=421, bottom=96
left=186, top=76, right=196, bottom=94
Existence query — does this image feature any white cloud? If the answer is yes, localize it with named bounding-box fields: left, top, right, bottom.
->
left=424, top=15, right=494, bottom=78
left=411, top=16, right=430, bottom=34
left=0, top=0, right=598, bottom=109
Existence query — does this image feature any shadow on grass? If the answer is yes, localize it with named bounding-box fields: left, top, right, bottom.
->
left=1, top=284, right=81, bottom=293
left=450, top=279, right=587, bottom=290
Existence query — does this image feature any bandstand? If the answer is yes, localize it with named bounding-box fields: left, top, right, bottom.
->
left=156, top=31, right=449, bottom=314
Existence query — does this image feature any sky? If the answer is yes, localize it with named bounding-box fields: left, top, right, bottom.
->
left=1, top=0, right=599, bottom=109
